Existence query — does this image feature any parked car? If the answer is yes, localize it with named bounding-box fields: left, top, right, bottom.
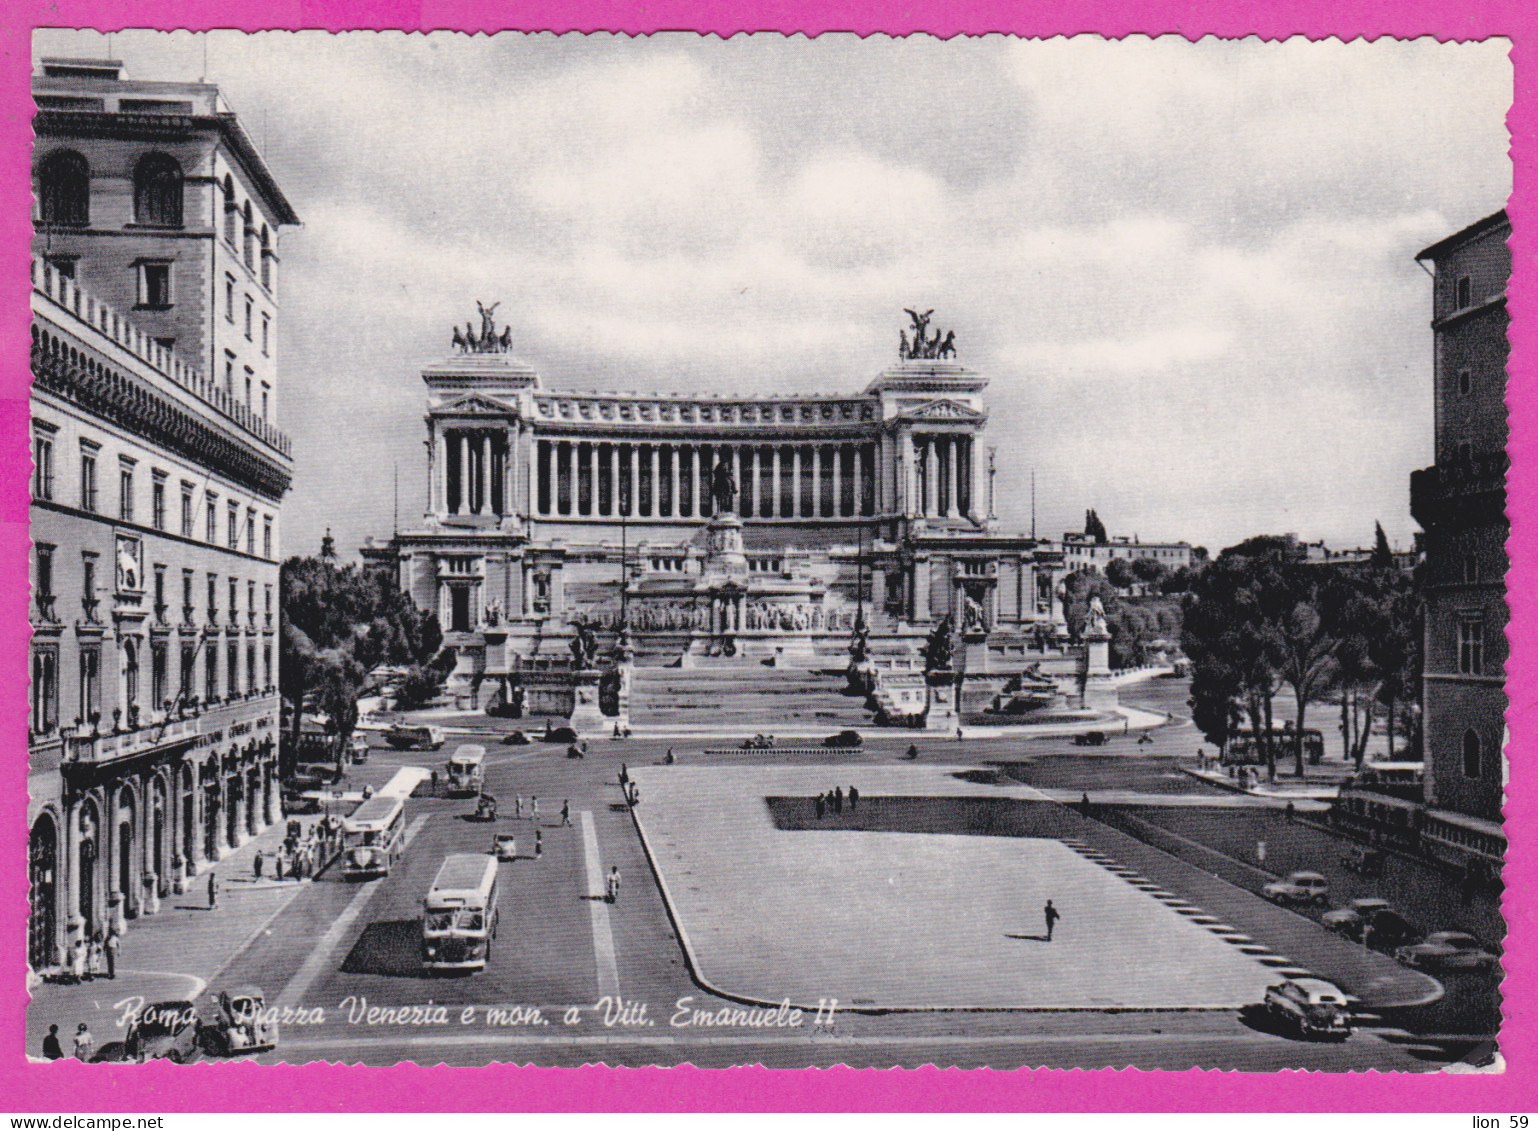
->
left=1322, top=898, right=1394, bottom=939
left=1073, top=731, right=1108, bottom=747
left=1262, top=870, right=1330, bottom=907
left=1360, top=909, right=1419, bottom=952
left=1260, top=977, right=1353, bottom=1041
left=348, top=736, right=370, bottom=764
left=541, top=724, right=579, bottom=744
left=493, top=834, right=519, bottom=861
left=1340, top=846, right=1387, bottom=876
left=384, top=724, right=445, bottom=751
left=823, top=730, right=864, bottom=749
left=124, top=1000, right=202, bottom=1063
left=202, top=986, right=278, bottom=1056
left=501, top=730, right=531, bottom=745
left=1395, top=931, right=1501, bottom=971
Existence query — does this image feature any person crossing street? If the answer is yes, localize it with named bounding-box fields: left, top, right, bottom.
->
left=1044, top=899, right=1061, bottom=942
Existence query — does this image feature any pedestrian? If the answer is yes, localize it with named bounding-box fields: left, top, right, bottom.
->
left=41, top=1023, right=63, bottom=1060
left=664, top=750, right=675, bottom=765
left=906, top=743, right=919, bottom=761
left=619, top=764, right=629, bottom=786
left=956, top=726, right=964, bottom=741
left=833, top=787, right=844, bottom=814
left=208, top=872, right=219, bottom=909
left=68, top=938, right=86, bottom=983
left=815, top=794, right=826, bottom=819
left=561, top=800, right=572, bottom=827
left=1256, top=840, right=1267, bottom=867
left=849, top=786, right=859, bottom=811
left=254, top=852, right=264, bottom=880
left=72, top=1023, right=94, bottom=1063
left=85, top=931, right=103, bottom=980
left=1043, top=899, right=1060, bottom=942
left=606, top=865, right=621, bottom=904
left=531, top=797, right=539, bottom=822
left=1284, top=800, right=1296, bottom=823
left=534, top=829, right=543, bottom=860
left=104, top=927, right=120, bottom=980
left=629, top=782, right=640, bottom=806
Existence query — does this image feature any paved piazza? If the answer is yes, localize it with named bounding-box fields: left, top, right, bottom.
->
left=629, top=764, right=1279, bottom=1011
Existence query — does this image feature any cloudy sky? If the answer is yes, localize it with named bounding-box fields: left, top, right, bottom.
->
left=35, top=31, right=1512, bottom=559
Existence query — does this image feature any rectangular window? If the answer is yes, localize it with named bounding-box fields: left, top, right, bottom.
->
left=153, top=564, right=166, bottom=615
left=260, top=383, right=270, bottom=421
left=31, top=645, right=59, bottom=734
left=225, top=351, right=235, bottom=395
left=1459, top=620, right=1485, bottom=676
left=1456, top=275, right=1472, bottom=309
left=264, top=583, right=273, bottom=625
left=151, top=471, right=166, bottom=530
left=227, top=640, right=239, bottom=697
left=181, top=569, right=194, bottom=620
left=247, top=579, right=256, bottom=624
left=261, top=313, right=270, bottom=356
left=46, top=255, right=76, bottom=280
left=206, top=492, right=218, bottom=543
left=138, top=261, right=172, bottom=308
left=246, top=643, right=256, bottom=693
left=205, top=644, right=218, bottom=702
left=225, top=273, right=236, bottom=322
left=79, top=645, right=100, bottom=722
left=151, top=642, right=168, bottom=708
left=229, top=577, right=239, bottom=621
left=35, top=544, right=54, bottom=616
left=1458, top=368, right=1472, bottom=397
left=245, top=508, right=256, bottom=554
left=79, top=448, right=98, bottom=512
left=263, top=515, right=273, bottom=559
left=118, top=463, right=134, bottom=522
left=180, top=483, right=195, bottom=538
left=180, top=642, right=196, bottom=697
left=207, top=573, right=218, bottom=623
left=32, top=430, right=54, bottom=501
left=228, top=500, right=239, bottom=548
left=81, top=553, right=96, bottom=610
left=244, top=295, right=253, bottom=340
left=264, top=643, right=272, bottom=689
left=244, top=366, right=254, bottom=408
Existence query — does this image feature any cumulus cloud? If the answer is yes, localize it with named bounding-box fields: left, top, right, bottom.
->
left=32, top=30, right=1511, bottom=556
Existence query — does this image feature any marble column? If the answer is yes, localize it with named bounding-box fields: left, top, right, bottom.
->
left=924, top=438, right=938, bottom=518
left=942, top=436, right=956, bottom=519
left=589, top=442, right=599, bottom=517
left=811, top=445, right=822, bottom=517
left=770, top=446, right=781, bottom=518
left=670, top=444, right=682, bottom=518
left=450, top=432, right=464, bottom=515
left=831, top=444, right=843, bottom=517
left=850, top=443, right=862, bottom=517
left=647, top=444, right=658, bottom=516
left=607, top=443, right=618, bottom=516
left=691, top=446, right=702, bottom=517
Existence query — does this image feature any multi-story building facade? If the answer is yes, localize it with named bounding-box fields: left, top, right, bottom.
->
left=1409, top=210, right=1509, bottom=869
left=367, top=313, right=1069, bottom=709
left=1060, top=533, right=1195, bottom=576
left=27, top=58, right=296, bottom=975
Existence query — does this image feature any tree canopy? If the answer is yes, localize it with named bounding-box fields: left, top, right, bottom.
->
left=1084, top=508, right=1108, bottom=544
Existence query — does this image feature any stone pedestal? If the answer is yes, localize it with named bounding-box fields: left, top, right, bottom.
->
left=568, top=669, right=606, bottom=733
left=962, top=630, right=990, bottom=674
left=1078, top=626, right=1117, bottom=710
left=924, top=673, right=959, bottom=731
left=703, top=514, right=748, bottom=579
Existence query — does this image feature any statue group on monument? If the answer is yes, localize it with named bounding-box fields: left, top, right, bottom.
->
left=453, top=300, right=515, bottom=354
left=711, top=458, right=738, bottom=514
left=900, top=308, right=958, bottom=361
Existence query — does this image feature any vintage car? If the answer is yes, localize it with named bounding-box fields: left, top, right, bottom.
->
left=1072, top=731, right=1108, bottom=747
left=1261, top=870, right=1330, bottom=907
left=493, top=833, right=519, bottom=861
left=741, top=734, right=776, bottom=750
left=1322, top=898, right=1394, bottom=939
left=1260, top=977, right=1353, bottom=1041
left=1359, top=909, right=1420, bottom=952
left=203, top=986, right=278, bottom=1056
left=384, top=724, right=445, bottom=751
left=501, top=730, right=532, bottom=746
left=348, top=736, right=370, bottom=764
left=1340, top=845, right=1387, bottom=876
left=1395, top=930, right=1501, bottom=971
left=823, top=730, right=864, bottom=749
left=472, top=793, right=499, bottom=821
left=124, top=999, right=202, bottom=1063
left=542, top=724, right=579, bottom=744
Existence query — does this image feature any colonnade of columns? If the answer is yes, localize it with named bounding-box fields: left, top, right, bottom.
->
left=534, top=438, right=879, bottom=520
left=909, top=433, right=975, bottom=519
left=443, top=428, right=508, bottom=517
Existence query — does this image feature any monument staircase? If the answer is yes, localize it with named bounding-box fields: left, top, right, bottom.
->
left=627, top=658, right=876, bottom=730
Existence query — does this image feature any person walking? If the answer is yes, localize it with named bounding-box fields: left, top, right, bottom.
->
left=514, top=795, right=523, bottom=819
left=208, top=872, right=219, bottom=909
left=814, top=794, right=826, bottom=820
left=906, top=743, right=919, bottom=760
left=72, top=1023, right=94, bottom=1062
left=629, top=782, right=640, bottom=806
left=1043, top=899, right=1060, bottom=942
left=848, top=786, right=859, bottom=812
left=254, top=851, right=264, bottom=880
left=561, top=801, right=572, bottom=827
left=534, top=829, right=543, bottom=860
left=833, top=787, right=844, bottom=815
left=531, top=797, right=539, bottom=822
left=41, top=1024, right=63, bottom=1060
left=606, top=865, right=621, bottom=904
left=68, top=938, right=87, bottom=983
left=619, top=764, right=628, bottom=786
left=85, top=932, right=103, bottom=980
left=104, top=927, right=120, bottom=980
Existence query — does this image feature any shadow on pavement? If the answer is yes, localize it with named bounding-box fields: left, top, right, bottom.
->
left=340, top=919, right=433, bottom=978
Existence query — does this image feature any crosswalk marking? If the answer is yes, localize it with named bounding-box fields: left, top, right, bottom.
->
left=580, top=810, right=621, bottom=998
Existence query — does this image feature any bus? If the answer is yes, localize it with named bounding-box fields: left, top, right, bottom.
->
left=1222, top=728, right=1325, bottom=766
left=421, top=853, right=500, bottom=972
left=340, top=794, right=406, bottom=879
left=445, top=745, right=486, bottom=796
left=377, top=765, right=432, bottom=801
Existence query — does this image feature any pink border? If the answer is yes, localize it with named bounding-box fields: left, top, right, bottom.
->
left=2, top=0, right=1533, bottom=1111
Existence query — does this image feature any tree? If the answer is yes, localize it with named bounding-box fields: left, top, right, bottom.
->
left=280, top=553, right=445, bottom=774
left=1371, top=521, right=1395, bottom=569
left=1105, top=557, right=1137, bottom=590
left=1085, top=509, right=1108, bottom=544
left=1131, top=556, right=1169, bottom=587
left=1061, top=569, right=1117, bottom=640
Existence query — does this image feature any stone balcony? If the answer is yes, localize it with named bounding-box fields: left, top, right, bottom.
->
left=65, top=715, right=198, bottom=766
left=1409, top=451, right=1508, bottom=528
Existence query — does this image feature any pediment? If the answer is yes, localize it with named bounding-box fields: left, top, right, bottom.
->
left=437, top=394, right=517, bottom=417
left=898, top=398, right=986, bottom=423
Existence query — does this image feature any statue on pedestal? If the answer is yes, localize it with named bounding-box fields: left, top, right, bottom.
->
left=962, top=592, right=986, bottom=634
left=1087, top=596, right=1108, bottom=636
left=711, top=459, right=737, bottom=515
left=569, top=618, right=599, bottom=670
left=848, top=610, right=870, bottom=662
left=923, top=614, right=955, bottom=673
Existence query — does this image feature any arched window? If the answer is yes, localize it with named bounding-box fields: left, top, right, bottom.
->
left=222, top=175, right=236, bottom=244
left=260, top=225, right=271, bottom=289
left=37, top=150, right=89, bottom=226
left=133, top=153, right=183, bottom=226
left=1463, top=729, right=1482, bottom=779
left=242, top=202, right=254, bottom=268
